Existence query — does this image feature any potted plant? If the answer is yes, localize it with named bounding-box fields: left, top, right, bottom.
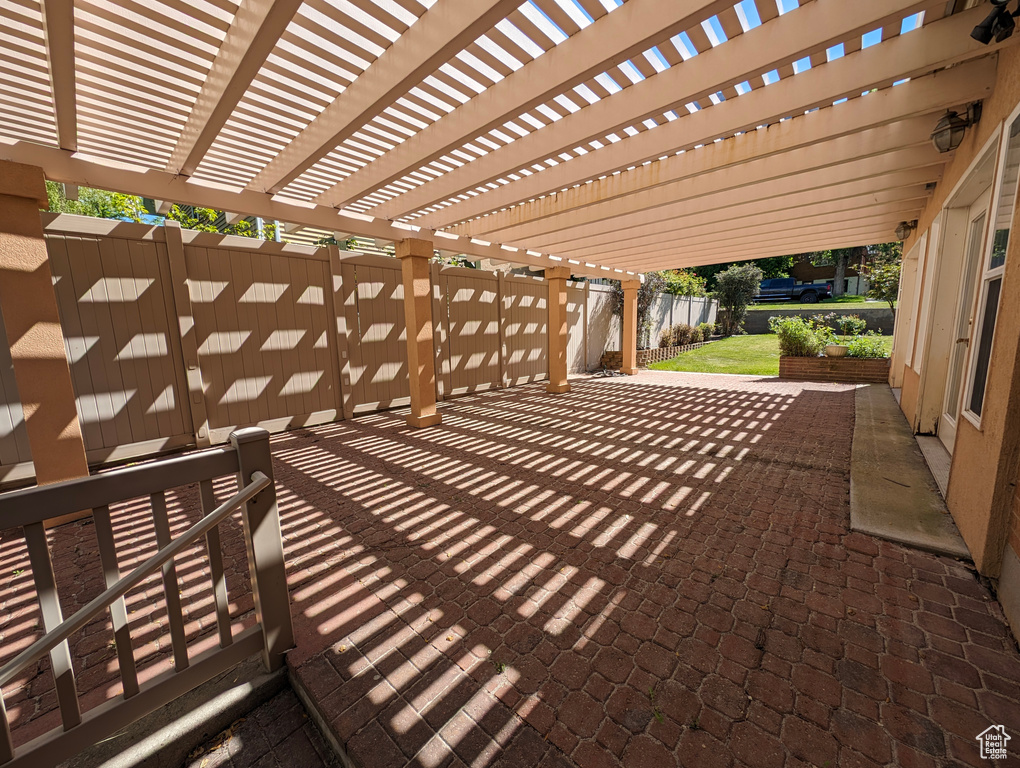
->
left=826, top=314, right=867, bottom=357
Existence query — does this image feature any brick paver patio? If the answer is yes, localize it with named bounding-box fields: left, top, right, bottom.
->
left=3, top=372, right=1020, bottom=767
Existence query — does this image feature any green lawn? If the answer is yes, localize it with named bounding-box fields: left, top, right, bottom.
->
left=648, top=334, right=894, bottom=376
left=649, top=334, right=782, bottom=375
left=748, top=296, right=890, bottom=311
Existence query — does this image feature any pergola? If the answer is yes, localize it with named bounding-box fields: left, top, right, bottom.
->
left=0, top=0, right=1009, bottom=272
left=2, top=3, right=1020, bottom=763
left=0, top=0, right=1013, bottom=476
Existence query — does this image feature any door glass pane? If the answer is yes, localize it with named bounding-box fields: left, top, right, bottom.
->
left=969, top=277, right=1001, bottom=416
left=946, top=213, right=985, bottom=414
left=990, top=118, right=1020, bottom=269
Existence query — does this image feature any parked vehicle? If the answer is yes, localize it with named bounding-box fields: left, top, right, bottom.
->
left=755, top=277, right=832, bottom=303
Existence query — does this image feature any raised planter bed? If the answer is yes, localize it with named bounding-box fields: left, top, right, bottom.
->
left=779, top=355, right=890, bottom=383
left=599, top=342, right=706, bottom=370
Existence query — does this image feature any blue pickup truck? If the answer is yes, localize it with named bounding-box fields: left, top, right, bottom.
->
left=755, top=277, right=832, bottom=304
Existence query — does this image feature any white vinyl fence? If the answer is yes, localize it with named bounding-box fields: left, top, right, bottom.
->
left=0, top=214, right=716, bottom=485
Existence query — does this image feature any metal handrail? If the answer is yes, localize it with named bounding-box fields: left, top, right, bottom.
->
left=0, top=471, right=270, bottom=689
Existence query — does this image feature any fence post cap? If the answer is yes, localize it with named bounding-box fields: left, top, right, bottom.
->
left=229, top=427, right=271, bottom=446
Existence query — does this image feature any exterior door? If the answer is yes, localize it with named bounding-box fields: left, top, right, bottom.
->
left=940, top=192, right=991, bottom=452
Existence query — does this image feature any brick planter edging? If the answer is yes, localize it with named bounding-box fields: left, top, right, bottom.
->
left=599, top=342, right=706, bottom=370
left=779, top=355, right=890, bottom=383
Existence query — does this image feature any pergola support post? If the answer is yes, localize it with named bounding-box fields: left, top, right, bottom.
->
left=545, top=267, right=571, bottom=394
left=621, top=279, right=641, bottom=375
left=0, top=161, right=89, bottom=514
left=396, top=238, right=442, bottom=428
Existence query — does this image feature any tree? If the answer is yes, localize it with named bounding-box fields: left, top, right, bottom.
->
left=165, top=204, right=278, bottom=240
left=713, top=263, right=763, bottom=336
left=660, top=269, right=707, bottom=297
left=45, top=181, right=279, bottom=240
left=46, top=181, right=145, bottom=221
left=862, top=258, right=901, bottom=319
left=692, top=255, right=794, bottom=289
left=809, top=246, right=867, bottom=297
left=610, top=271, right=666, bottom=349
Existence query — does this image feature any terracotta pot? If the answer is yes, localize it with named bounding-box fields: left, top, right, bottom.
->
left=824, top=344, right=849, bottom=358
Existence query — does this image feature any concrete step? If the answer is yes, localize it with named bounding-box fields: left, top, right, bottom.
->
left=61, top=658, right=286, bottom=768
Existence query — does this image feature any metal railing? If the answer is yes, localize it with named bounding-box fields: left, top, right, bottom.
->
left=0, top=428, right=293, bottom=767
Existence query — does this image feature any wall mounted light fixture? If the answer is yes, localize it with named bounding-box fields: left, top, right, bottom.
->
left=895, top=220, right=918, bottom=241
left=931, top=102, right=982, bottom=153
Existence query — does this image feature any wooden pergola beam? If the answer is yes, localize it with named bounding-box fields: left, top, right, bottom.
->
left=422, top=6, right=999, bottom=230
left=41, top=0, right=76, bottom=151
left=558, top=190, right=931, bottom=260
left=589, top=209, right=917, bottom=264
left=313, top=0, right=738, bottom=210
left=607, top=221, right=910, bottom=268
left=531, top=172, right=939, bottom=253
left=450, top=60, right=988, bottom=242
left=249, top=0, right=525, bottom=194
left=372, top=0, right=934, bottom=221
left=0, top=141, right=636, bottom=280
left=510, top=122, right=945, bottom=250
left=167, top=0, right=305, bottom=177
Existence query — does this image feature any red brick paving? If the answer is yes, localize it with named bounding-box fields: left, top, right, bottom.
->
left=183, top=689, right=337, bottom=768
left=3, top=372, right=1020, bottom=767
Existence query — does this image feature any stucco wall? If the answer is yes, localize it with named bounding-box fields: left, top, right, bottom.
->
left=900, top=46, right=1020, bottom=574
left=899, top=366, right=921, bottom=431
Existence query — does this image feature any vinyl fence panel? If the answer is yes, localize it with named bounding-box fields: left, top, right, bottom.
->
left=502, top=274, right=548, bottom=385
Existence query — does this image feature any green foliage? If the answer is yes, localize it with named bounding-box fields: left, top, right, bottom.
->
left=692, top=255, right=794, bottom=289
left=867, top=241, right=902, bottom=262
left=660, top=269, right=707, bottom=297
left=862, top=257, right=900, bottom=316
left=45, top=182, right=278, bottom=241
left=747, top=295, right=875, bottom=310
left=713, top=263, right=763, bottom=336
left=659, top=323, right=702, bottom=347
left=45, top=181, right=145, bottom=221
left=166, top=205, right=278, bottom=240
left=768, top=316, right=826, bottom=357
left=846, top=333, right=890, bottom=359
left=834, top=314, right=867, bottom=340
left=698, top=322, right=715, bottom=339
left=649, top=334, right=781, bottom=376
left=316, top=234, right=360, bottom=250
left=610, top=271, right=666, bottom=349
left=432, top=253, right=475, bottom=268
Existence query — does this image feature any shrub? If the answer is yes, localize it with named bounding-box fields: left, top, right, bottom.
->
left=846, top=333, right=889, bottom=358
left=834, top=314, right=867, bottom=340
left=769, top=316, right=825, bottom=357
left=698, top=322, right=715, bottom=339
left=713, top=264, right=763, bottom=336
left=658, top=327, right=673, bottom=348
left=662, top=269, right=708, bottom=297
left=689, top=327, right=704, bottom=344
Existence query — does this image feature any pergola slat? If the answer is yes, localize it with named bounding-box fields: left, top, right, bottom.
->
left=1, top=0, right=1010, bottom=272
left=313, top=0, right=737, bottom=210
left=416, top=6, right=997, bottom=231
left=249, top=0, right=526, bottom=194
